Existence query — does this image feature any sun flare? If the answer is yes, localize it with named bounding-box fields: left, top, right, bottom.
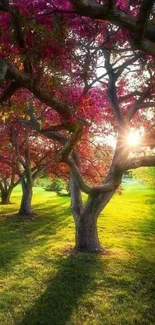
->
left=127, top=129, right=141, bottom=147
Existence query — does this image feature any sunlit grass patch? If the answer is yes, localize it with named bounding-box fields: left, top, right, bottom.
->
left=0, top=183, right=155, bottom=325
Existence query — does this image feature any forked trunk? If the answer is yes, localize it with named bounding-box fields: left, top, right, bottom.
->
left=70, top=149, right=124, bottom=253
left=75, top=191, right=115, bottom=252
left=70, top=174, right=117, bottom=252
left=1, top=189, right=12, bottom=204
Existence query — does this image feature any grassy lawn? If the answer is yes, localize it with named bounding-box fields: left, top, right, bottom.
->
left=0, top=184, right=155, bottom=325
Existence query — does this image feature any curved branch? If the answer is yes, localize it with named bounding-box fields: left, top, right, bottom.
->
left=59, top=124, right=84, bottom=161
left=42, top=123, right=76, bottom=133
left=0, top=59, right=73, bottom=119
left=124, top=155, right=155, bottom=170
left=70, top=0, right=155, bottom=56
left=41, top=128, right=120, bottom=194
left=135, top=0, right=155, bottom=43
left=126, top=84, right=153, bottom=121
left=67, top=157, right=121, bottom=194
left=0, top=81, right=20, bottom=102
left=41, top=130, right=67, bottom=143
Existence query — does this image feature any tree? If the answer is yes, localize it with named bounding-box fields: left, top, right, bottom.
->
left=0, top=122, right=20, bottom=204
left=0, top=118, right=56, bottom=215
left=0, top=163, right=20, bottom=204
left=9, top=125, right=58, bottom=217
left=1, top=1, right=155, bottom=250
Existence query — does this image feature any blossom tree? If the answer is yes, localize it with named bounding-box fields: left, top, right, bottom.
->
left=0, top=122, right=21, bottom=204
left=0, top=118, right=56, bottom=215
left=1, top=0, right=155, bottom=250
left=0, top=162, right=20, bottom=204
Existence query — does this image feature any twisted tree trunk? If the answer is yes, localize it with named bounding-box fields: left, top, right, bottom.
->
left=75, top=191, right=115, bottom=252
left=70, top=161, right=123, bottom=253
left=19, top=179, right=33, bottom=216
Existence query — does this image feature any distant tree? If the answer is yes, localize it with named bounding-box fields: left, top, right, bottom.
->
left=0, top=123, right=20, bottom=204
left=0, top=163, right=20, bottom=204
left=0, top=120, right=55, bottom=216
left=9, top=126, right=55, bottom=217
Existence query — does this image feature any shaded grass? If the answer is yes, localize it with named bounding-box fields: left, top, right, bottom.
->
left=0, top=184, right=155, bottom=324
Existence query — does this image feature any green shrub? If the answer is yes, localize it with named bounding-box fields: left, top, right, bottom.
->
left=45, top=178, right=66, bottom=192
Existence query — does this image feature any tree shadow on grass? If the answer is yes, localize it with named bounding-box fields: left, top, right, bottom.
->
left=96, top=257, right=155, bottom=325
left=20, top=254, right=103, bottom=325
left=120, top=197, right=155, bottom=324
left=135, top=196, right=155, bottom=238
left=20, top=251, right=155, bottom=325
left=0, top=202, right=72, bottom=272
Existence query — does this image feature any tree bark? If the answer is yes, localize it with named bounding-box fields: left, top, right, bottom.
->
left=1, top=188, right=12, bottom=204
left=75, top=212, right=102, bottom=252
left=75, top=190, right=116, bottom=252
left=70, top=169, right=120, bottom=252
left=19, top=180, right=33, bottom=217
left=70, top=149, right=124, bottom=252
left=17, top=128, right=34, bottom=218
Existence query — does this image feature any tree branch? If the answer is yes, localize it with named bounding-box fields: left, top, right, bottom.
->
left=0, top=59, right=73, bottom=119
left=1, top=2, right=33, bottom=74
left=118, top=91, right=142, bottom=103
left=67, top=156, right=121, bottom=194
left=104, top=51, right=124, bottom=127
left=0, top=81, right=20, bottom=102
left=41, top=130, right=67, bottom=143
left=115, top=54, right=142, bottom=79
left=59, top=124, right=84, bottom=162
left=31, top=9, right=77, bottom=20
left=126, top=84, right=153, bottom=121
left=70, top=0, right=155, bottom=56
left=42, top=123, right=76, bottom=133
left=70, top=171, right=83, bottom=220
left=0, top=0, right=9, bottom=11
left=32, top=161, right=52, bottom=181
left=135, top=0, right=155, bottom=43
left=124, top=155, right=155, bottom=170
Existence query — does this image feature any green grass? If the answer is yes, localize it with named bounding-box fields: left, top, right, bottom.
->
left=0, top=184, right=155, bottom=325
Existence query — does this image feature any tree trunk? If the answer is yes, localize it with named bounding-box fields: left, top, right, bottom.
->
left=75, top=190, right=116, bottom=252
left=70, top=148, right=124, bottom=253
left=70, top=171, right=118, bottom=252
left=1, top=188, right=12, bottom=204
left=75, top=213, right=102, bottom=252
left=19, top=181, right=33, bottom=217
left=70, top=170, right=118, bottom=252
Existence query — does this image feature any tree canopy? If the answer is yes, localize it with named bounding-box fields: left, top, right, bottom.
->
left=1, top=0, right=155, bottom=251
